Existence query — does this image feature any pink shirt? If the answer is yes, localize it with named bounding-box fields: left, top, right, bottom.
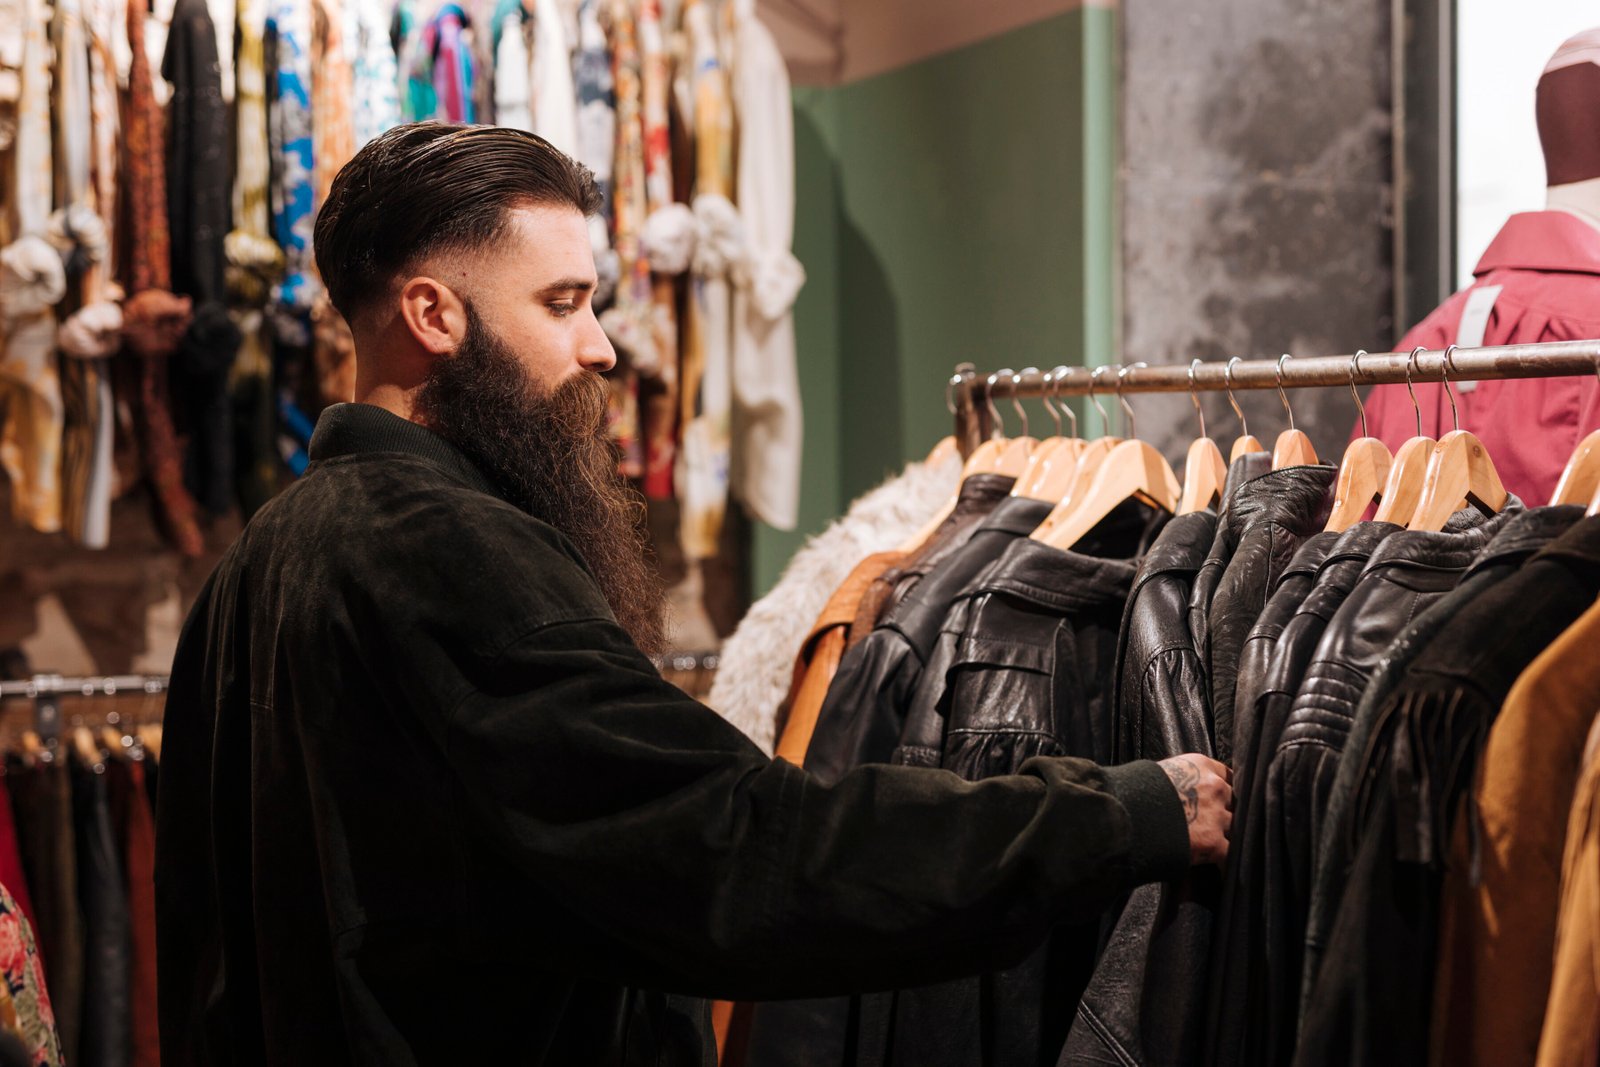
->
left=1361, top=211, right=1600, bottom=505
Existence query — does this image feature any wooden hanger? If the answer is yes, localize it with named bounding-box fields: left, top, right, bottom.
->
left=100, top=725, right=128, bottom=759
left=137, top=722, right=163, bottom=764
left=1014, top=367, right=1085, bottom=502
left=1224, top=357, right=1266, bottom=461
left=1035, top=439, right=1181, bottom=550
left=1371, top=348, right=1437, bottom=527
left=18, top=731, right=43, bottom=762
left=988, top=370, right=1039, bottom=478
left=1555, top=428, right=1600, bottom=508
left=1551, top=364, right=1600, bottom=504
left=71, top=724, right=103, bottom=767
left=1022, top=366, right=1117, bottom=519
left=1059, top=364, right=1127, bottom=507
left=1034, top=365, right=1178, bottom=548
left=1325, top=351, right=1394, bottom=532
left=1556, top=429, right=1600, bottom=506
left=1270, top=354, right=1320, bottom=468
left=1177, top=360, right=1227, bottom=514
left=1407, top=346, right=1508, bottom=531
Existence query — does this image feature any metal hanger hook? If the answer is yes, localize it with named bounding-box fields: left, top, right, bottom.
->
left=985, top=370, right=1010, bottom=439
left=1405, top=347, right=1425, bottom=438
left=1440, top=345, right=1460, bottom=432
left=1013, top=368, right=1035, bottom=439
left=1117, top=363, right=1146, bottom=439
left=1049, top=365, right=1079, bottom=439
left=1349, top=350, right=1369, bottom=438
left=1225, top=357, right=1250, bottom=438
left=1039, top=368, right=1064, bottom=437
left=1276, top=354, right=1297, bottom=432
left=945, top=372, right=961, bottom=417
left=1088, top=366, right=1112, bottom=431
left=1189, top=359, right=1209, bottom=439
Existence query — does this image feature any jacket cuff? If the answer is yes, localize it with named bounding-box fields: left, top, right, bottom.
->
left=1101, top=760, right=1191, bottom=885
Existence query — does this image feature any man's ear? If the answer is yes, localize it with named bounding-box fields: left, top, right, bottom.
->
left=397, top=276, right=469, bottom=355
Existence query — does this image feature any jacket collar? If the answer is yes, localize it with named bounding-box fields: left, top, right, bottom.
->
left=974, top=494, right=1056, bottom=537
left=308, top=403, right=501, bottom=500
left=1221, top=464, right=1337, bottom=541
left=1527, top=512, right=1600, bottom=573
left=1463, top=505, right=1585, bottom=579
left=1474, top=211, right=1600, bottom=277
left=964, top=535, right=1139, bottom=616
left=1361, top=496, right=1526, bottom=575
left=1279, top=530, right=1341, bottom=585
left=1131, top=510, right=1219, bottom=594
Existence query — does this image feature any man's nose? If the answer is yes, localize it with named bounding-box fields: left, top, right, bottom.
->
left=579, top=309, right=617, bottom=373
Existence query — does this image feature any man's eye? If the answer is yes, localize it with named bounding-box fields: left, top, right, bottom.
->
left=548, top=303, right=578, bottom=317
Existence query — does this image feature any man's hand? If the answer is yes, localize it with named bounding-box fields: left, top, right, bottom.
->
left=1157, top=754, right=1233, bottom=866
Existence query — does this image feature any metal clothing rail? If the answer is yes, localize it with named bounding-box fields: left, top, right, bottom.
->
left=0, top=674, right=169, bottom=701
left=0, top=674, right=169, bottom=744
left=949, top=341, right=1600, bottom=455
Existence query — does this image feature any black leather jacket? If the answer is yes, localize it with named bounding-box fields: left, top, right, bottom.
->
left=1257, top=501, right=1521, bottom=1061
left=1186, top=454, right=1271, bottom=680
left=1113, top=509, right=1219, bottom=764
left=877, top=524, right=1154, bottom=1067
left=1200, top=465, right=1336, bottom=762
left=1297, top=504, right=1583, bottom=1022
left=1049, top=510, right=1217, bottom=1067
left=803, top=495, right=1053, bottom=786
left=1294, top=511, right=1600, bottom=1067
left=1229, top=531, right=1340, bottom=767
left=1203, top=520, right=1398, bottom=1067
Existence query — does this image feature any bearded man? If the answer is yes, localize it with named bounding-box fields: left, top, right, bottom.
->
left=155, top=123, right=1231, bottom=1066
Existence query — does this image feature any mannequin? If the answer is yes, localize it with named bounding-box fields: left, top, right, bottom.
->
left=1358, top=27, right=1600, bottom=506
left=1541, top=33, right=1600, bottom=231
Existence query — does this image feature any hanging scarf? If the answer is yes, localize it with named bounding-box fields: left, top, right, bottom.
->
left=123, top=0, right=205, bottom=555
left=638, top=0, right=679, bottom=499
left=676, top=0, right=736, bottom=560
left=347, top=0, right=400, bottom=146
left=0, top=7, right=64, bottom=534
left=416, top=3, right=474, bottom=122
left=266, top=0, right=319, bottom=338
left=491, top=0, right=531, bottom=131
left=50, top=0, right=92, bottom=217
left=233, top=0, right=271, bottom=238
left=599, top=0, right=650, bottom=479
left=573, top=0, right=615, bottom=216
left=0, top=236, right=66, bottom=535
left=83, top=0, right=119, bottom=288
left=312, top=0, right=355, bottom=211
left=393, top=0, right=436, bottom=121
left=531, top=0, right=577, bottom=153
left=57, top=0, right=120, bottom=549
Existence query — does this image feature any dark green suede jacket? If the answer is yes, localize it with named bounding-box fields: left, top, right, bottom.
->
left=153, top=402, right=1189, bottom=1066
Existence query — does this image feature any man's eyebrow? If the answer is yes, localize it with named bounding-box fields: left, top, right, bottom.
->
left=536, top=278, right=598, bottom=294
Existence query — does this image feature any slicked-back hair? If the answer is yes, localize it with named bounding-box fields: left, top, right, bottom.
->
left=313, top=122, right=604, bottom=321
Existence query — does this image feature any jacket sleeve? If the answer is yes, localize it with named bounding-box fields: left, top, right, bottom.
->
left=434, top=613, right=1191, bottom=1000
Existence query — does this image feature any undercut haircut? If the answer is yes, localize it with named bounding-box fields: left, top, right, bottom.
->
left=313, top=122, right=604, bottom=321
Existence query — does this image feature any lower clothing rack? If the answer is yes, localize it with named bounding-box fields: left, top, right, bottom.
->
left=0, top=675, right=169, bottom=745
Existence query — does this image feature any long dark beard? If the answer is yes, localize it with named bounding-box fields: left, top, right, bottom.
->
left=414, top=307, right=667, bottom=656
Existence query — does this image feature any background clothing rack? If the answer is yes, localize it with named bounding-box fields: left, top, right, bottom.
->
left=0, top=675, right=169, bottom=746
left=950, top=340, right=1600, bottom=455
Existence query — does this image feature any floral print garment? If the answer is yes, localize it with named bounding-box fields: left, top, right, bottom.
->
left=0, top=880, right=63, bottom=1066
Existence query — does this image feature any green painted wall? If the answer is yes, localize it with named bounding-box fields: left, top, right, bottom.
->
left=751, top=7, right=1119, bottom=594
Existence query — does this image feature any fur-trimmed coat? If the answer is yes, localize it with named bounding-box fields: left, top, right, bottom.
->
left=707, top=454, right=960, bottom=752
